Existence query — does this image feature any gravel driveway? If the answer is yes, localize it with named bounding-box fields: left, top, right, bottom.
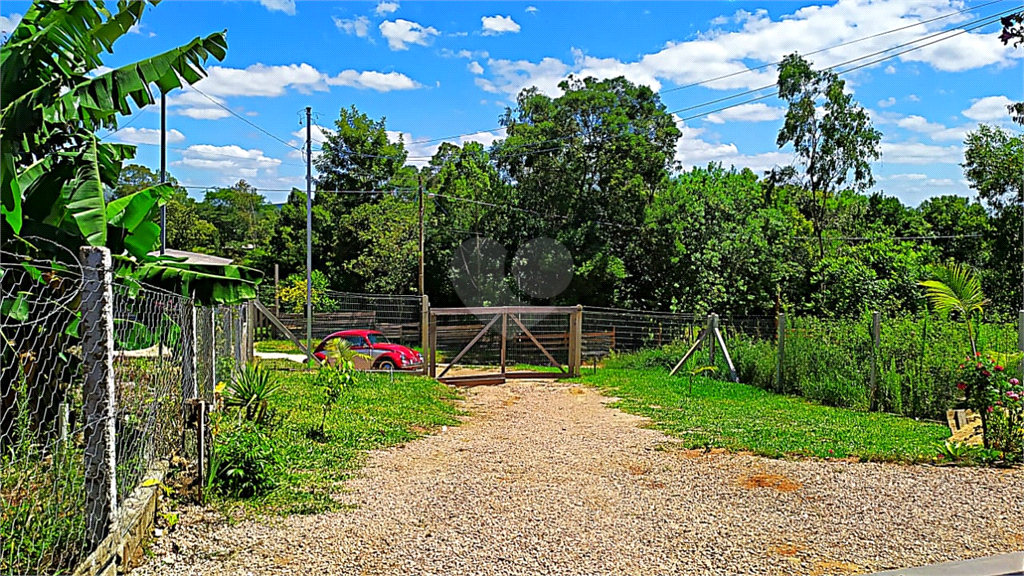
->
left=137, top=379, right=1024, bottom=576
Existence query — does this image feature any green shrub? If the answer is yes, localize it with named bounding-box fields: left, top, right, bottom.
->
left=223, top=364, right=282, bottom=424
left=207, top=421, right=279, bottom=498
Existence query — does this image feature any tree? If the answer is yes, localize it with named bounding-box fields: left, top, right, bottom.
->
left=962, top=124, right=1023, bottom=212
left=494, top=75, right=681, bottom=305
left=775, top=52, right=882, bottom=259
left=999, top=11, right=1024, bottom=124
left=195, top=180, right=278, bottom=260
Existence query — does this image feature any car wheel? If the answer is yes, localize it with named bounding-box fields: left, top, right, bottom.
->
left=376, top=359, right=397, bottom=370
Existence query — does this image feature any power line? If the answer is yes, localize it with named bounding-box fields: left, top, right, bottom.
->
left=189, top=85, right=302, bottom=152
left=402, top=0, right=1011, bottom=147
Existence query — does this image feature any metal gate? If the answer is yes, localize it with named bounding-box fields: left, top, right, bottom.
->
left=427, top=306, right=583, bottom=385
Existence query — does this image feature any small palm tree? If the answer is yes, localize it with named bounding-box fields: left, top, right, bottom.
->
left=919, top=263, right=989, bottom=356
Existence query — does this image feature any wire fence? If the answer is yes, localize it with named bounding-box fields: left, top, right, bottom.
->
left=1, top=250, right=248, bottom=576
left=257, top=286, right=423, bottom=348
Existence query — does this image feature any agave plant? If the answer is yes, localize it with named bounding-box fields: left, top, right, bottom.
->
left=223, top=364, right=282, bottom=425
left=919, top=263, right=989, bottom=355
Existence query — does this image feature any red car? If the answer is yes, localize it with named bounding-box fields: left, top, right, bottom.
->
left=313, top=329, right=423, bottom=371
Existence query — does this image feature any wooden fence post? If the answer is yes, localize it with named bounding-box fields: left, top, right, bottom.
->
left=420, top=295, right=430, bottom=355
left=776, top=312, right=786, bottom=392
left=209, top=307, right=217, bottom=392
left=246, top=300, right=255, bottom=364
left=80, top=246, right=118, bottom=549
left=428, top=313, right=438, bottom=378
left=500, top=310, right=508, bottom=375
left=569, top=305, right=583, bottom=377
left=706, top=313, right=717, bottom=367
left=870, top=311, right=881, bottom=411
left=274, top=264, right=280, bottom=316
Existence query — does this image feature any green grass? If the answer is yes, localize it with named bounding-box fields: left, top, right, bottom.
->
left=221, top=369, right=462, bottom=515
left=582, top=368, right=950, bottom=462
left=254, top=339, right=304, bottom=354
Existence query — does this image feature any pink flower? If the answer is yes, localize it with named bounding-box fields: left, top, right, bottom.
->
left=975, top=352, right=982, bottom=357
left=995, top=365, right=1004, bottom=372
left=957, top=383, right=967, bottom=391
left=1010, top=378, right=1020, bottom=386
left=976, top=363, right=984, bottom=369
left=982, top=370, right=992, bottom=377
left=959, top=364, right=965, bottom=369
left=987, top=406, right=994, bottom=413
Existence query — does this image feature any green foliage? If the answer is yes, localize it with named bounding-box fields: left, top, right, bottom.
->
left=921, top=263, right=989, bottom=354
left=276, top=270, right=337, bottom=313
left=312, top=339, right=371, bottom=436
left=583, top=368, right=948, bottom=462
left=223, top=364, right=282, bottom=425
left=962, top=124, right=1023, bottom=212
left=207, top=420, right=279, bottom=498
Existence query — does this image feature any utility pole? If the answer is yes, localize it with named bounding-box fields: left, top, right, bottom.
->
left=159, top=91, right=167, bottom=255
left=418, top=173, right=425, bottom=297
left=305, top=106, right=313, bottom=365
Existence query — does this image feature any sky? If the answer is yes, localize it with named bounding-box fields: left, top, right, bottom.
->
left=2, top=0, right=1021, bottom=206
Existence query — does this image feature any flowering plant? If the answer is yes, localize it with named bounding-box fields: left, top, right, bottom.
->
left=956, top=352, right=1024, bottom=456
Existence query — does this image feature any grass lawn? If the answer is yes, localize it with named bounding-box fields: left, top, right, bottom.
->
left=583, top=369, right=950, bottom=462
left=254, top=339, right=304, bottom=354
left=229, top=364, right=462, bottom=514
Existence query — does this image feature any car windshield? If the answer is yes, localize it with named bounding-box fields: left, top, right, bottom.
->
left=366, top=333, right=390, bottom=345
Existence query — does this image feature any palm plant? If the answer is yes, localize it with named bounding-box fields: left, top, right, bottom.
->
left=223, top=364, right=282, bottom=425
left=919, top=263, right=989, bottom=355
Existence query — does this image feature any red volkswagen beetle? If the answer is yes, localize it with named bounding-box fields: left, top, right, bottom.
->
left=313, top=329, right=423, bottom=370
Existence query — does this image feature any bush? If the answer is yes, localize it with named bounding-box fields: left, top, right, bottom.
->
left=207, top=421, right=279, bottom=498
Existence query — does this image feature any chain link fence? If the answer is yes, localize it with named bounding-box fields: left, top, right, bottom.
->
left=1, top=248, right=248, bottom=575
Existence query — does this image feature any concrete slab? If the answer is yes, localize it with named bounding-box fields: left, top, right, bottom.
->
left=870, top=552, right=1023, bottom=576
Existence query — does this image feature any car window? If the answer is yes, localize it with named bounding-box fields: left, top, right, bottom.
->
left=367, top=333, right=390, bottom=345
left=345, top=335, right=366, bottom=347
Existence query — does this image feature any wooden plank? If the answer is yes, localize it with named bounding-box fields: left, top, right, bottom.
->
left=439, top=373, right=507, bottom=387
left=432, top=305, right=580, bottom=316
left=253, top=300, right=318, bottom=362
left=509, top=314, right=566, bottom=373
left=669, top=333, right=705, bottom=377
left=437, top=314, right=502, bottom=379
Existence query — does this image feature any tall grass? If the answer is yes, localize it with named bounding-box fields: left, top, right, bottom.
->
left=610, top=314, right=1019, bottom=422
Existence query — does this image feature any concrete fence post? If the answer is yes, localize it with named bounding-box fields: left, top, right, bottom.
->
left=80, top=246, right=118, bottom=549
left=209, top=307, right=217, bottom=392
left=776, top=312, right=786, bottom=392
left=183, top=303, right=198, bottom=402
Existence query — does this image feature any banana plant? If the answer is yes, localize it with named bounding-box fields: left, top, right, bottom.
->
left=1, top=0, right=260, bottom=305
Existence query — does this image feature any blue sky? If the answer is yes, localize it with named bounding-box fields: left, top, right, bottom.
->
left=2, top=0, right=1021, bottom=206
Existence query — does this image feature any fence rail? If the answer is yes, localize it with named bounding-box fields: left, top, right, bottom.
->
left=1, top=248, right=248, bottom=576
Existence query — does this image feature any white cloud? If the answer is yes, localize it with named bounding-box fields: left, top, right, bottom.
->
left=525, top=6, right=538, bottom=13
left=334, top=16, right=370, bottom=38
left=880, top=141, right=962, bottom=165
left=470, top=0, right=1022, bottom=98
left=483, top=57, right=573, bottom=97
left=440, top=49, right=489, bottom=59
left=884, top=64, right=897, bottom=74
left=0, top=12, right=22, bottom=35
left=907, top=94, right=920, bottom=102
left=705, top=103, right=786, bottom=124
left=115, top=127, right=185, bottom=146
left=375, top=1, right=400, bottom=16
left=673, top=117, right=793, bottom=173
left=324, top=70, right=421, bottom=92
left=165, top=90, right=231, bottom=120
left=481, top=15, right=521, bottom=35
left=175, top=145, right=282, bottom=179
left=878, top=97, right=897, bottom=108
left=379, top=19, right=439, bottom=50
left=198, top=64, right=326, bottom=97
left=385, top=128, right=507, bottom=166
left=258, top=0, right=295, bottom=15
left=895, top=115, right=967, bottom=142
left=467, top=61, right=484, bottom=75
left=961, top=95, right=1015, bottom=122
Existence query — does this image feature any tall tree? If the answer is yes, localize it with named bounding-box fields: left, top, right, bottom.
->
left=1000, top=11, right=1024, bottom=125
left=775, top=52, right=882, bottom=259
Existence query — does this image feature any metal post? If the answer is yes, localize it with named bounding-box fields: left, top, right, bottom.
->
left=420, top=295, right=430, bottom=373
left=305, top=106, right=313, bottom=365
left=160, top=91, right=167, bottom=255
left=80, top=246, right=117, bottom=549
left=776, top=312, right=786, bottom=392
left=274, top=264, right=280, bottom=316
left=870, top=311, right=881, bottom=411
left=418, top=173, right=425, bottom=297
left=246, top=301, right=255, bottom=364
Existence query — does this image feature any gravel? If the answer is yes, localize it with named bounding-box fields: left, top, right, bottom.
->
left=135, top=379, right=1024, bottom=576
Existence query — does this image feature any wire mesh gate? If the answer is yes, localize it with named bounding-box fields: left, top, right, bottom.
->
left=427, top=306, right=583, bottom=385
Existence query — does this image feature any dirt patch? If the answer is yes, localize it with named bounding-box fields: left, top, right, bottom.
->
left=769, top=543, right=804, bottom=557
left=740, top=472, right=802, bottom=493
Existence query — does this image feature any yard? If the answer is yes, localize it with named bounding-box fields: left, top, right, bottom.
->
left=135, top=364, right=1023, bottom=576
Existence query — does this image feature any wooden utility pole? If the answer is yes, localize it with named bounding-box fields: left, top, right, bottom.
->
left=418, top=173, right=425, bottom=297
